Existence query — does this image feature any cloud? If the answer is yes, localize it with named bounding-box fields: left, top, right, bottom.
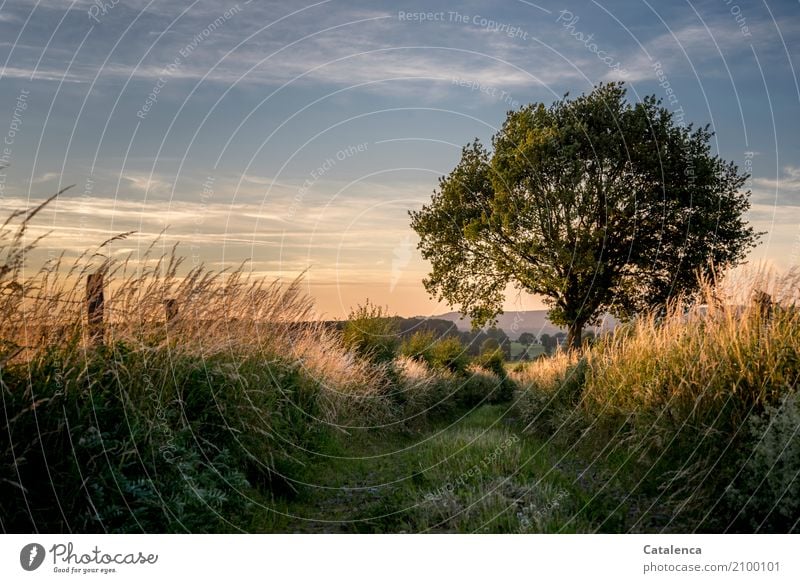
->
left=751, top=165, right=800, bottom=206
left=4, top=190, right=423, bottom=275
left=0, top=65, right=84, bottom=83
left=122, top=173, right=173, bottom=195
left=2, top=1, right=580, bottom=94
left=32, top=172, right=61, bottom=184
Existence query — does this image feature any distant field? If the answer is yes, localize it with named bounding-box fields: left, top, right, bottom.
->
left=510, top=342, right=546, bottom=360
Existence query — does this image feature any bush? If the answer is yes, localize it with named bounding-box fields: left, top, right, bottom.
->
left=0, top=342, right=332, bottom=533
left=429, top=337, right=470, bottom=374
left=342, top=301, right=399, bottom=362
left=581, top=291, right=800, bottom=438
left=725, top=390, right=800, bottom=533
left=401, top=332, right=469, bottom=374
left=400, top=330, right=437, bottom=362
left=393, top=356, right=456, bottom=419
left=456, top=366, right=503, bottom=407
left=510, top=270, right=800, bottom=531
left=474, top=348, right=505, bottom=377
left=511, top=352, right=585, bottom=434
left=473, top=349, right=514, bottom=402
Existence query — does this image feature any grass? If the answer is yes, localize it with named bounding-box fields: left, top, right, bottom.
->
left=276, top=405, right=606, bottom=533
left=0, top=197, right=511, bottom=532
left=2, top=195, right=797, bottom=533
left=0, top=198, right=388, bottom=532
left=510, top=270, right=800, bottom=533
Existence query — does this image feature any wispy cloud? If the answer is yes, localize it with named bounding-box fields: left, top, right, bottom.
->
left=122, top=173, right=173, bottom=195
left=32, top=171, right=61, bottom=184
left=0, top=65, right=84, bottom=82
left=752, top=165, right=800, bottom=205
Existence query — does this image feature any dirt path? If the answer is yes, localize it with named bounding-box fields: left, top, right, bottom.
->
left=266, top=405, right=612, bottom=533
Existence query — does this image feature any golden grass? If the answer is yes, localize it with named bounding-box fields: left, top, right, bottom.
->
left=582, top=270, right=800, bottom=427
left=0, top=195, right=391, bottom=427
left=509, top=350, right=579, bottom=394
left=512, top=268, right=800, bottom=436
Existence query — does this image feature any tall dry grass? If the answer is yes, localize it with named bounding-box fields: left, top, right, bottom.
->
left=582, top=270, right=800, bottom=430
left=511, top=269, right=800, bottom=531
left=1, top=194, right=392, bottom=418
left=0, top=195, right=401, bottom=532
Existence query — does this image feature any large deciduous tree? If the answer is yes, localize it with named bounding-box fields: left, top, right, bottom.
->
left=410, top=83, right=760, bottom=349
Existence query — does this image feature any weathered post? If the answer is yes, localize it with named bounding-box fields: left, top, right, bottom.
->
left=86, top=272, right=104, bottom=346
left=164, top=298, right=178, bottom=325
left=752, top=290, right=772, bottom=321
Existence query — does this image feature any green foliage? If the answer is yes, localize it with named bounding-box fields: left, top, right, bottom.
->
left=341, top=300, right=400, bottom=362
left=429, top=337, right=470, bottom=374
left=401, top=331, right=469, bottom=374
left=511, top=284, right=800, bottom=532
left=512, top=353, right=588, bottom=436
left=518, top=332, right=535, bottom=345
left=725, top=391, right=800, bottom=533
left=474, top=347, right=505, bottom=377
left=516, top=342, right=546, bottom=361
left=480, top=337, right=501, bottom=355
left=410, top=82, right=760, bottom=349
left=456, top=368, right=503, bottom=407
left=539, top=333, right=557, bottom=354
left=0, top=343, right=328, bottom=533
left=472, top=349, right=514, bottom=403
left=400, top=330, right=437, bottom=362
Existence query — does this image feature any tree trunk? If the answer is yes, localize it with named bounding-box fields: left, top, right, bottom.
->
left=566, top=320, right=585, bottom=352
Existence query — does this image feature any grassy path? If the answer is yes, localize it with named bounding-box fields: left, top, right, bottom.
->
left=262, top=405, right=621, bottom=533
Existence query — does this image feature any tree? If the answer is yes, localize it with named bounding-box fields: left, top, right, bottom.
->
left=484, top=326, right=511, bottom=358
left=410, top=83, right=760, bottom=349
left=518, top=332, right=536, bottom=345
left=480, top=337, right=500, bottom=354
left=539, top=333, right=556, bottom=353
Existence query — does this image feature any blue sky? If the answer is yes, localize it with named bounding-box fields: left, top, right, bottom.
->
left=1, top=0, right=798, bottom=318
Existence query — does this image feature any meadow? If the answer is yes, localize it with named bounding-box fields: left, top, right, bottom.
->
left=1, top=199, right=798, bottom=533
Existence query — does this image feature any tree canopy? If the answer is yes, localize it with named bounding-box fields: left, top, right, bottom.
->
left=518, top=332, right=536, bottom=345
left=410, top=83, right=760, bottom=349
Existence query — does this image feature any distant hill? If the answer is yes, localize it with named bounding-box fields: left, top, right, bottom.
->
left=426, top=310, right=618, bottom=340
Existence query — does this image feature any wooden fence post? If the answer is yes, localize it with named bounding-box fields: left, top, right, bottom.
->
left=752, top=290, right=772, bottom=321
left=164, top=298, right=178, bottom=324
left=86, top=272, right=104, bottom=346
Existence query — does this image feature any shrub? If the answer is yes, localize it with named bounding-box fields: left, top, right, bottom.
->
left=0, top=201, right=401, bottom=532
left=393, top=356, right=456, bottom=419
left=725, top=390, right=800, bottom=533
left=2, top=351, right=247, bottom=532
left=473, top=348, right=515, bottom=402
left=480, top=338, right=501, bottom=354
left=457, top=365, right=503, bottom=407
left=429, top=337, right=470, bottom=374
left=400, top=330, right=437, bottom=362
left=0, top=340, right=337, bottom=532
left=510, top=269, right=800, bottom=531
left=401, top=332, right=469, bottom=374
left=581, top=277, right=800, bottom=443
left=474, top=348, right=505, bottom=377
left=511, top=351, right=584, bottom=435
left=341, top=301, right=400, bottom=362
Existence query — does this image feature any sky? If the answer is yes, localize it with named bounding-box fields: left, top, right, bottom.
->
left=1, top=0, right=798, bottom=319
